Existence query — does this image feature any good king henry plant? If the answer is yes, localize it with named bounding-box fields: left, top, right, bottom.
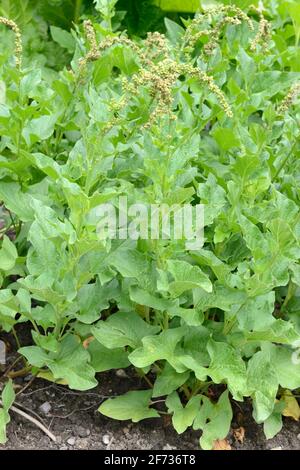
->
left=0, top=3, right=300, bottom=449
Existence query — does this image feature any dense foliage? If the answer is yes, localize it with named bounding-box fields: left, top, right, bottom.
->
left=0, top=0, right=300, bottom=449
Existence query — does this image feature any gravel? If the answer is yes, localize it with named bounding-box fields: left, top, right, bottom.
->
left=67, top=437, right=76, bottom=446
left=39, top=402, right=52, bottom=415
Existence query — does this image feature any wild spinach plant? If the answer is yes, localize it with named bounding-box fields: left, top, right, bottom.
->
left=0, top=1, right=300, bottom=449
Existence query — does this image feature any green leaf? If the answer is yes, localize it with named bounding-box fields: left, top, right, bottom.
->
left=247, top=350, right=278, bottom=423
left=22, top=114, right=57, bottom=145
left=92, top=311, right=160, bottom=349
left=206, top=340, right=248, bottom=401
left=0, top=236, right=18, bottom=272
left=108, top=248, right=151, bottom=281
left=0, top=183, right=34, bottom=222
left=193, top=391, right=233, bottom=450
left=0, top=409, right=10, bottom=444
left=154, top=0, right=201, bottom=12
left=130, top=286, right=177, bottom=311
left=152, top=363, right=190, bottom=398
left=167, top=259, right=212, bottom=296
left=76, top=279, right=110, bottom=324
left=94, top=0, right=118, bottom=14
left=129, top=327, right=187, bottom=372
left=245, top=320, right=300, bottom=345
left=0, top=80, right=5, bottom=104
left=237, top=292, right=275, bottom=332
left=21, top=338, right=97, bottom=391
left=99, top=390, right=160, bottom=422
left=20, top=69, right=42, bottom=99
left=16, top=288, right=31, bottom=315
left=269, top=344, right=300, bottom=390
left=237, top=48, right=256, bottom=84
left=47, top=336, right=97, bottom=391
left=50, top=26, right=75, bottom=53
left=166, top=392, right=201, bottom=434
left=198, top=174, right=227, bottom=226
left=263, top=402, right=284, bottom=440
left=2, top=380, right=15, bottom=411
left=88, top=340, right=130, bottom=372
left=0, top=380, right=15, bottom=444
left=212, top=128, right=241, bottom=151
left=18, top=345, right=49, bottom=368
left=285, top=1, right=300, bottom=45
left=31, top=331, right=59, bottom=353
left=164, top=18, right=185, bottom=44
left=168, top=305, right=204, bottom=327
left=22, top=152, right=61, bottom=181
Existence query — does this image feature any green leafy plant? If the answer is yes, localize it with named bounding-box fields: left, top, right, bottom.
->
left=0, top=1, right=300, bottom=449
left=0, top=381, right=15, bottom=444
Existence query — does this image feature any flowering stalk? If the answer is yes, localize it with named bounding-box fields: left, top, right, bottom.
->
left=249, top=5, right=271, bottom=52
left=184, top=5, right=253, bottom=55
left=79, top=26, right=232, bottom=126
left=278, top=82, right=300, bottom=114
left=0, top=17, right=22, bottom=69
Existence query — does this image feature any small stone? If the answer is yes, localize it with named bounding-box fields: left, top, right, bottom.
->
left=0, top=341, right=6, bottom=365
left=163, top=444, right=177, bottom=450
left=123, top=427, right=130, bottom=435
left=271, top=446, right=282, bottom=450
left=24, top=374, right=33, bottom=382
left=77, top=439, right=89, bottom=449
left=39, top=401, right=52, bottom=415
left=60, top=446, right=68, bottom=451
left=67, top=437, right=76, bottom=446
left=116, top=369, right=128, bottom=378
left=102, top=434, right=111, bottom=445
left=297, top=433, right=300, bottom=440
left=76, top=427, right=90, bottom=438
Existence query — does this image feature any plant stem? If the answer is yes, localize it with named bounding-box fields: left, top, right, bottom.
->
left=11, top=327, right=21, bottom=350
left=274, top=143, right=297, bottom=180
left=137, top=369, right=153, bottom=388
left=180, top=384, right=191, bottom=400
left=282, top=280, right=296, bottom=310
left=74, top=0, right=82, bottom=24
left=7, top=366, right=31, bottom=378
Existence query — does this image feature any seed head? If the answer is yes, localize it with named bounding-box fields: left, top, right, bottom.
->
left=184, top=5, right=253, bottom=57
left=249, top=6, right=271, bottom=52
left=0, top=16, right=22, bottom=69
left=78, top=20, right=100, bottom=72
left=144, top=32, right=169, bottom=60
left=278, top=82, right=300, bottom=114
left=78, top=25, right=232, bottom=126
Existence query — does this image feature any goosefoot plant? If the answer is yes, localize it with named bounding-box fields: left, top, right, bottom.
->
left=0, top=2, right=300, bottom=449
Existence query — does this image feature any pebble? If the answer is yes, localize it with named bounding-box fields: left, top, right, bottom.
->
left=67, top=437, right=76, bottom=446
left=102, top=434, right=111, bottom=445
left=116, top=369, right=128, bottom=378
left=60, top=446, right=68, bottom=451
left=163, top=444, right=177, bottom=450
left=39, top=401, right=52, bottom=415
left=77, top=439, right=89, bottom=450
left=24, top=374, right=33, bottom=382
left=76, top=427, right=91, bottom=438
left=297, top=433, right=300, bottom=440
left=271, top=446, right=282, bottom=450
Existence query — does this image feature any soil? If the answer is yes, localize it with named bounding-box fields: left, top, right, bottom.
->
left=0, top=329, right=300, bottom=451
left=0, top=370, right=299, bottom=451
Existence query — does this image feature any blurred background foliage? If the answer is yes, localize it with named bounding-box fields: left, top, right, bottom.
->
left=0, top=0, right=298, bottom=70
